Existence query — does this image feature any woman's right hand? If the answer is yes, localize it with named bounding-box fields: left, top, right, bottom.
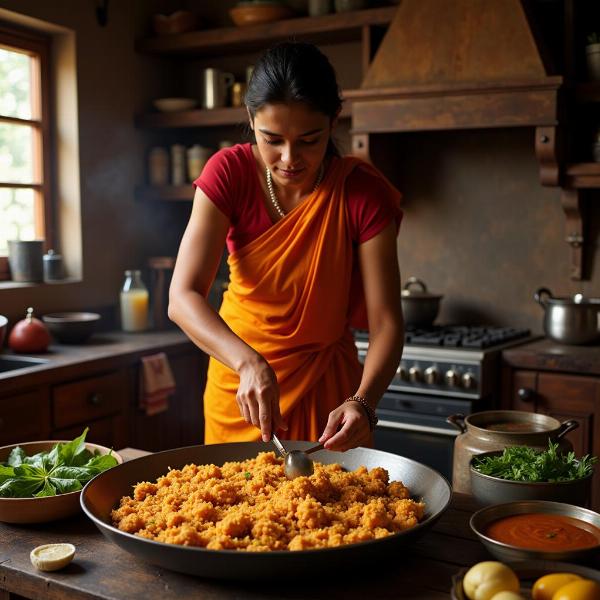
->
left=236, top=355, right=287, bottom=442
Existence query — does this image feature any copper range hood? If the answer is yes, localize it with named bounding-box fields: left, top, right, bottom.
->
left=347, top=0, right=563, bottom=186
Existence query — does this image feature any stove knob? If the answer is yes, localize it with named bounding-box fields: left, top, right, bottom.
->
left=445, top=369, right=460, bottom=387
left=408, top=366, right=422, bottom=383
left=462, top=372, right=476, bottom=389
left=424, top=366, right=439, bottom=385
left=396, top=364, right=408, bottom=380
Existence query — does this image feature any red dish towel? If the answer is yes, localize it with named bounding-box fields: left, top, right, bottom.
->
left=140, top=352, right=176, bottom=416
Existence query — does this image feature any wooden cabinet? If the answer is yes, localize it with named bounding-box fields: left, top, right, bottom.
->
left=0, top=333, right=206, bottom=452
left=502, top=351, right=600, bottom=510
left=0, top=388, right=50, bottom=445
left=131, top=347, right=207, bottom=452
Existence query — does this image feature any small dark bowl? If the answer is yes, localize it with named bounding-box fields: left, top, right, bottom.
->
left=42, top=312, right=100, bottom=344
left=470, top=451, right=593, bottom=508
left=470, top=500, right=600, bottom=562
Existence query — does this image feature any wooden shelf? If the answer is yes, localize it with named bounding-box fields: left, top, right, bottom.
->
left=136, top=94, right=353, bottom=129
left=564, top=163, right=600, bottom=188
left=136, top=6, right=397, bottom=57
left=135, top=185, right=194, bottom=202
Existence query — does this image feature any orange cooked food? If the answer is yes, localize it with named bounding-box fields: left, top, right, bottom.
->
left=111, top=452, right=425, bottom=551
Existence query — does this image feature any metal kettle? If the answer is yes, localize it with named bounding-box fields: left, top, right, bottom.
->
left=534, top=287, right=600, bottom=345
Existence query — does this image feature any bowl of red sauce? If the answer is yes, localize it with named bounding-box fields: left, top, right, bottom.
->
left=470, top=500, right=600, bottom=563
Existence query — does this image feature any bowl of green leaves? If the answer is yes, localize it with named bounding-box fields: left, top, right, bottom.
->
left=0, top=428, right=122, bottom=523
left=470, top=441, right=596, bottom=508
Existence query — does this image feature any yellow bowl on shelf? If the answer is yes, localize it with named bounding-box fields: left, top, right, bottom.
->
left=229, top=3, right=294, bottom=27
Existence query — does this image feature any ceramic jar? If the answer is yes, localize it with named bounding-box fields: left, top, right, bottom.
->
left=448, top=410, right=578, bottom=494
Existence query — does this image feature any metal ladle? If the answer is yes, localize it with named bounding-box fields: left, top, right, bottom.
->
left=271, top=433, right=324, bottom=479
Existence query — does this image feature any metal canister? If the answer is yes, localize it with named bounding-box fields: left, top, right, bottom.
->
left=43, top=249, right=65, bottom=281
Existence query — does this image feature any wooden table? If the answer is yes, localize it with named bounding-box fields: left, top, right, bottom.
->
left=0, top=450, right=500, bottom=600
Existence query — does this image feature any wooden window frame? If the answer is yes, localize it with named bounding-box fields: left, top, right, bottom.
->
left=0, top=22, right=52, bottom=281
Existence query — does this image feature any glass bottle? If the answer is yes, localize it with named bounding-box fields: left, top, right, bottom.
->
left=120, top=270, right=149, bottom=332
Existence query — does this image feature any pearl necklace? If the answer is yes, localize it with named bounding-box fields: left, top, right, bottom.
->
left=265, top=164, right=324, bottom=219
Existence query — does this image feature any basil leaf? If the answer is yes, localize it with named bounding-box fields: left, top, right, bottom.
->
left=48, top=477, right=82, bottom=494
left=57, top=428, right=89, bottom=466
left=50, top=466, right=93, bottom=483
left=83, top=454, right=118, bottom=474
left=34, top=479, right=57, bottom=497
left=14, top=463, right=47, bottom=480
left=0, top=465, right=15, bottom=484
left=0, top=477, right=44, bottom=498
left=6, top=446, right=27, bottom=467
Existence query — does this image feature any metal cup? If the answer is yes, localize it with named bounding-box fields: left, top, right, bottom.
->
left=201, top=68, right=235, bottom=109
left=8, top=240, right=44, bottom=282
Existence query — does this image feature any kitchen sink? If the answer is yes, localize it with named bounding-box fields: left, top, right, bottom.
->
left=0, top=355, right=48, bottom=373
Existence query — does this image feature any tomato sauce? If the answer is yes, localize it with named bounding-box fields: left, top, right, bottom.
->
left=485, top=513, right=600, bottom=551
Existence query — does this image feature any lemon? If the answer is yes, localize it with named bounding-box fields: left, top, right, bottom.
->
left=30, top=543, right=75, bottom=572
left=532, top=573, right=583, bottom=600
left=462, top=561, right=520, bottom=600
left=552, top=580, right=600, bottom=600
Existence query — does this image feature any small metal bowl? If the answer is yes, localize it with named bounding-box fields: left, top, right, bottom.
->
left=470, top=500, right=600, bottom=563
left=470, top=451, right=593, bottom=508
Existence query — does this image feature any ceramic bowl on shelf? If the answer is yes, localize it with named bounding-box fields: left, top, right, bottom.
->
left=153, top=98, right=197, bottom=113
left=0, top=440, right=123, bottom=524
left=229, top=2, right=294, bottom=27
left=470, top=500, right=600, bottom=563
left=42, top=312, right=101, bottom=344
left=152, top=10, right=197, bottom=36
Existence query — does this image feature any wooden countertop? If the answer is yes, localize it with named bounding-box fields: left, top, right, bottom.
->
left=502, top=338, right=600, bottom=376
left=0, top=330, right=195, bottom=393
left=0, top=449, right=485, bottom=599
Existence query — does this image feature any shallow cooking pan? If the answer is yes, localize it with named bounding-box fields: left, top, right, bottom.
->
left=81, top=441, right=451, bottom=580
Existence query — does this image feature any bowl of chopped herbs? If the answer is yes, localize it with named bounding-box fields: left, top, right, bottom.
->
left=470, top=441, right=596, bottom=508
left=0, top=428, right=122, bottom=523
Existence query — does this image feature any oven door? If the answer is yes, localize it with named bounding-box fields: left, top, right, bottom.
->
left=374, top=392, right=463, bottom=481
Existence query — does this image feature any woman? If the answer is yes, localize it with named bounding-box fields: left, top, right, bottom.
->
left=168, top=42, right=403, bottom=452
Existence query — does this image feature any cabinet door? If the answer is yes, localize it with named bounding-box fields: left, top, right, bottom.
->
left=132, top=349, right=206, bottom=452
left=535, top=372, right=597, bottom=457
left=0, top=388, right=50, bottom=445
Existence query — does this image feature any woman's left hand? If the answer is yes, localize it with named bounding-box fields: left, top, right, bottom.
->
left=318, top=401, right=371, bottom=452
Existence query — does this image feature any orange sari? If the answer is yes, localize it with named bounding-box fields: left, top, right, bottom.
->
left=203, top=156, right=401, bottom=443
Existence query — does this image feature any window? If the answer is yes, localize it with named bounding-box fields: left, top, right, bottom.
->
left=0, top=24, right=51, bottom=281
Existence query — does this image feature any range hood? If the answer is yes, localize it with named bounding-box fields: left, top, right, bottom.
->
left=348, top=0, right=562, bottom=186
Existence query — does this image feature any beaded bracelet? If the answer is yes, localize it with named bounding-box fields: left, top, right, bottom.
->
left=344, top=395, right=378, bottom=432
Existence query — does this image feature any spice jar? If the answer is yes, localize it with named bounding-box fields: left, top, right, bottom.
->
left=186, top=145, right=212, bottom=182
left=148, top=147, right=169, bottom=186
left=120, top=270, right=149, bottom=332
left=43, top=249, right=64, bottom=281
left=170, top=144, right=186, bottom=185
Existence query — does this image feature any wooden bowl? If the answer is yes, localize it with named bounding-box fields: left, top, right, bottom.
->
left=229, top=3, right=294, bottom=27
left=0, top=440, right=123, bottom=524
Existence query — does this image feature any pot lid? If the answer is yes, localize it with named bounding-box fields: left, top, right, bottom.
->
left=401, top=277, right=443, bottom=299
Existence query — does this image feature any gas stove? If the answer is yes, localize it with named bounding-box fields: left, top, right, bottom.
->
left=354, top=325, right=536, bottom=400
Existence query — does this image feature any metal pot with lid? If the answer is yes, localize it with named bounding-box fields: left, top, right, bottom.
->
left=401, top=277, right=443, bottom=327
left=535, top=287, right=600, bottom=345
left=447, top=410, right=578, bottom=494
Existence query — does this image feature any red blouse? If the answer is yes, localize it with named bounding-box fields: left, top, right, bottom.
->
left=194, top=143, right=400, bottom=254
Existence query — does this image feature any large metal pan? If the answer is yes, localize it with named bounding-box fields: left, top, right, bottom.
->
left=81, top=441, right=451, bottom=580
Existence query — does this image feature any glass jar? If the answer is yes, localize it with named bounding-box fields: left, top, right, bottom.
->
left=120, top=270, right=149, bottom=332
